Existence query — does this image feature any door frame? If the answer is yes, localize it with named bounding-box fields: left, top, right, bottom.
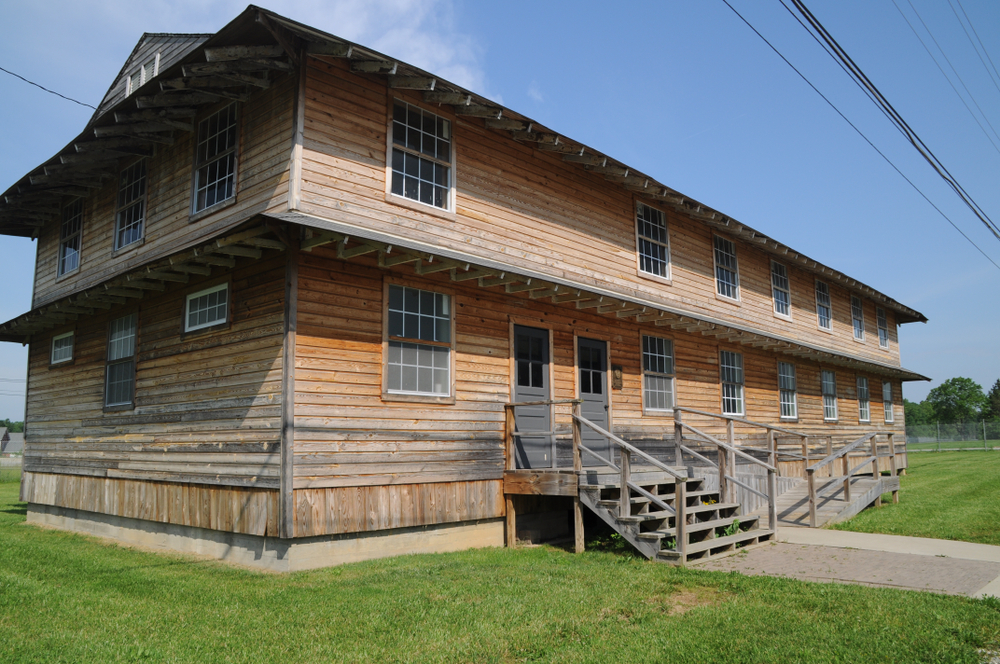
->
left=573, top=332, right=614, bottom=437
left=508, top=317, right=556, bottom=466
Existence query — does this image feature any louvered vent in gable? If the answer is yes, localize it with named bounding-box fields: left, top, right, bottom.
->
left=126, top=53, right=160, bottom=96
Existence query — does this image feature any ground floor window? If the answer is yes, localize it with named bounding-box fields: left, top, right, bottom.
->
left=720, top=350, right=744, bottom=415
left=857, top=376, right=870, bottom=422
left=106, top=313, right=137, bottom=408
left=642, top=335, right=674, bottom=412
left=385, top=284, right=452, bottom=397
left=883, top=381, right=894, bottom=423
left=822, top=370, right=838, bottom=421
left=185, top=283, right=229, bottom=332
left=51, top=331, right=74, bottom=365
left=778, top=361, right=797, bottom=419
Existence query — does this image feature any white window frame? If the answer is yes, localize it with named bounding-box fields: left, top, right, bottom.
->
left=641, top=334, right=675, bottom=414
left=713, top=235, right=740, bottom=301
left=114, top=159, right=147, bottom=251
left=105, top=313, right=137, bottom=409
left=720, top=350, right=744, bottom=416
left=50, top=331, right=74, bottom=365
left=883, top=381, right=894, bottom=423
left=184, top=283, right=230, bottom=333
left=851, top=295, right=865, bottom=341
left=383, top=283, right=456, bottom=401
left=192, top=102, right=240, bottom=214
left=636, top=202, right=671, bottom=281
left=388, top=99, right=455, bottom=212
left=821, top=370, right=838, bottom=421
left=877, top=307, right=889, bottom=349
left=778, top=361, right=797, bottom=420
left=770, top=260, right=792, bottom=319
left=815, top=280, right=832, bottom=331
left=126, top=53, right=159, bottom=96
left=58, top=199, right=83, bottom=277
left=857, top=376, right=870, bottom=423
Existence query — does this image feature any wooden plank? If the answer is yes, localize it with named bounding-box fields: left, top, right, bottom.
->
left=280, top=242, right=299, bottom=538
left=503, top=470, right=577, bottom=496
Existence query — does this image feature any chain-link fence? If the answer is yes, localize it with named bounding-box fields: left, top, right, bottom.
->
left=0, top=456, right=21, bottom=482
left=905, top=421, right=1000, bottom=452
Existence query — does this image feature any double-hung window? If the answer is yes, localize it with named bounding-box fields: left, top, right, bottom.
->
left=815, top=281, right=832, bottom=330
left=720, top=351, right=744, bottom=415
left=185, top=283, right=229, bottom=332
left=877, top=307, right=889, bottom=349
left=390, top=100, right=452, bottom=210
left=51, top=332, right=74, bottom=365
left=882, top=381, right=894, bottom=423
left=386, top=285, right=452, bottom=397
left=771, top=261, right=791, bottom=318
left=713, top=236, right=739, bottom=300
left=59, top=199, right=83, bottom=276
left=193, top=103, right=239, bottom=213
left=106, top=314, right=137, bottom=408
left=642, top=335, right=675, bottom=412
left=857, top=376, right=870, bottom=422
left=636, top=203, right=670, bottom=279
left=851, top=295, right=865, bottom=340
left=778, top=361, right=797, bottom=419
left=821, top=370, right=838, bottom=421
left=115, top=160, right=146, bottom=250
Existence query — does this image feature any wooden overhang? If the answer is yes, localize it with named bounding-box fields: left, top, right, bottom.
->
left=0, top=220, right=288, bottom=344
left=0, top=5, right=927, bottom=329
left=270, top=210, right=930, bottom=383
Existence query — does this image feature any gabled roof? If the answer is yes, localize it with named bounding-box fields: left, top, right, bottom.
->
left=0, top=5, right=927, bottom=327
left=2, top=432, right=23, bottom=454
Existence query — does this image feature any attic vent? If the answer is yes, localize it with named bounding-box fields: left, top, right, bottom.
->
left=126, top=53, right=160, bottom=96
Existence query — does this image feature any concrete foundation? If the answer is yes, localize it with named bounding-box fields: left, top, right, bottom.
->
left=27, top=503, right=505, bottom=572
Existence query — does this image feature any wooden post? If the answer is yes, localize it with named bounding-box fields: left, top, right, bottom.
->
left=676, top=478, right=687, bottom=563
left=767, top=429, right=777, bottom=475
left=619, top=448, right=631, bottom=519
left=807, top=469, right=817, bottom=528
left=674, top=408, right=683, bottom=468
left=985, top=421, right=989, bottom=452
left=278, top=239, right=299, bottom=540
left=888, top=433, right=899, bottom=504
left=506, top=497, right=516, bottom=548
left=717, top=439, right=727, bottom=507
left=768, top=468, right=778, bottom=531
left=726, top=419, right=736, bottom=504
left=842, top=452, right=851, bottom=503
left=504, top=406, right=516, bottom=472
left=871, top=436, right=882, bottom=508
left=801, top=436, right=809, bottom=478
left=572, top=401, right=584, bottom=554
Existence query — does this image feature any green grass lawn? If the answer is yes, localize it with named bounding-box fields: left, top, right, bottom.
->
left=832, top=451, right=1000, bottom=546
left=0, top=482, right=998, bottom=663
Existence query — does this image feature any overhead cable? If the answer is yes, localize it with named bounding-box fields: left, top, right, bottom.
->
left=0, top=65, right=96, bottom=110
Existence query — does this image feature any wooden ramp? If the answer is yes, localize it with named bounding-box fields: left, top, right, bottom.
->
left=753, top=476, right=885, bottom=528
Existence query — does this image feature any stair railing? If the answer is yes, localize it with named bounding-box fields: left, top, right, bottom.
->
left=805, top=431, right=898, bottom=527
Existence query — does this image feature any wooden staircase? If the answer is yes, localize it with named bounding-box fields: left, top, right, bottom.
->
left=578, top=467, right=775, bottom=564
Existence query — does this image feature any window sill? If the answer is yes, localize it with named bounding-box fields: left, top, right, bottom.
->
left=111, top=238, right=144, bottom=259
left=181, top=321, right=231, bottom=340
left=779, top=417, right=798, bottom=423
left=715, top=293, right=741, bottom=307
left=773, top=312, right=793, bottom=322
left=54, top=267, right=80, bottom=284
left=823, top=418, right=839, bottom=423
left=643, top=408, right=675, bottom=418
left=637, top=271, right=672, bottom=288
left=103, top=404, right=135, bottom=413
left=382, top=391, right=456, bottom=405
left=190, top=196, right=237, bottom=224
left=816, top=325, right=834, bottom=335
left=385, top=191, right=457, bottom=222
left=853, top=336, right=866, bottom=344
left=48, top=359, right=76, bottom=369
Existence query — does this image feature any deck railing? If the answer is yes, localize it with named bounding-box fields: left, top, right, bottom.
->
left=805, top=431, right=899, bottom=527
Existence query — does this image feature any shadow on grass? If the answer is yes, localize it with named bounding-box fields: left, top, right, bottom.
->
left=2, top=505, right=27, bottom=516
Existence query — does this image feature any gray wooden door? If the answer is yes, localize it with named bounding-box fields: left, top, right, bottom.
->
left=512, top=325, right=551, bottom=469
left=578, top=337, right=611, bottom=464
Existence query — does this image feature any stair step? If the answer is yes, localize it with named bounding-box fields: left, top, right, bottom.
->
left=635, top=515, right=761, bottom=540
left=598, top=497, right=652, bottom=507
left=661, top=529, right=773, bottom=557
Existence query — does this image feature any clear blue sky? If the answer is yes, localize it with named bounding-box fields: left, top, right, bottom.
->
left=2, top=0, right=999, bottom=421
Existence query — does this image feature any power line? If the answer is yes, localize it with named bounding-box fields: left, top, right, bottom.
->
left=784, top=0, right=1000, bottom=241
left=0, top=379, right=26, bottom=383
left=0, top=65, right=96, bottom=110
left=718, top=0, right=1000, bottom=272
left=949, top=0, right=1000, bottom=98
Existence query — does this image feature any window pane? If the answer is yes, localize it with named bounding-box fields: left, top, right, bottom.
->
left=387, top=340, right=449, bottom=396
left=390, top=100, right=450, bottom=209
left=714, top=236, right=739, bottom=299
left=193, top=104, right=238, bottom=213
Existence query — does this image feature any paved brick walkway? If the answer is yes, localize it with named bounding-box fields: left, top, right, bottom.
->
left=692, top=528, right=1000, bottom=598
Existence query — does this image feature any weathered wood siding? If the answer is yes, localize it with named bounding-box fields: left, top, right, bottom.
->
left=24, top=255, right=286, bottom=489
left=22, top=471, right=278, bottom=536
left=297, top=56, right=902, bottom=369
left=33, top=72, right=295, bottom=308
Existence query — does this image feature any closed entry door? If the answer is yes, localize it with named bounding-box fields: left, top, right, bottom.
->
left=578, top=337, right=611, bottom=464
left=512, top=325, right=551, bottom=469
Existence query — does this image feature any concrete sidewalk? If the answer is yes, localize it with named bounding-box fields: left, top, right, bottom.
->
left=692, top=527, right=1000, bottom=598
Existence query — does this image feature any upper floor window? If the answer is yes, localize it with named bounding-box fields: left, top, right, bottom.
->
left=713, top=235, right=739, bottom=300
left=720, top=350, right=744, bottom=415
left=851, top=296, right=865, bottom=340
left=51, top=331, right=74, bottom=365
left=106, top=313, right=137, bottom=409
left=390, top=100, right=452, bottom=210
left=636, top=203, right=670, bottom=279
left=882, top=381, right=894, bottom=423
left=642, top=335, right=675, bottom=412
left=857, top=376, right=870, bottom=422
left=59, top=199, right=83, bottom=276
left=821, top=370, right=838, bottom=421
left=778, top=361, right=797, bottom=419
left=193, top=103, right=239, bottom=213
left=115, top=160, right=146, bottom=250
left=185, top=283, right=229, bottom=332
left=877, top=307, right=889, bottom=349
left=771, top=261, right=791, bottom=318
left=815, top=280, right=832, bottom=330
left=386, top=285, right=452, bottom=397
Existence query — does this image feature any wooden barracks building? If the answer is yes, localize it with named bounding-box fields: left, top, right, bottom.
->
left=0, top=7, right=927, bottom=571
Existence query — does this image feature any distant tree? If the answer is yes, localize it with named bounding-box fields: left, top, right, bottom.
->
left=903, top=399, right=935, bottom=425
left=984, top=380, right=1000, bottom=422
left=0, top=418, right=23, bottom=433
left=926, top=377, right=988, bottom=423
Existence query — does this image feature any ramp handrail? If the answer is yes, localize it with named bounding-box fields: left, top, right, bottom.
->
left=805, top=431, right=900, bottom=527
